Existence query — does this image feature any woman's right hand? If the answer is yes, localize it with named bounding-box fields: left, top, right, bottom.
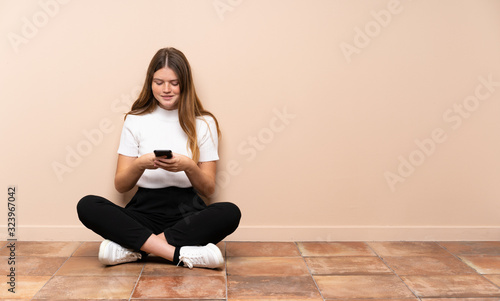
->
left=137, top=153, right=159, bottom=170
left=115, top=153, right=157, bottom=193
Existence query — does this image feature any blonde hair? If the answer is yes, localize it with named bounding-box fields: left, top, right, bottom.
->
left=126, top=47, right=220, bottom=162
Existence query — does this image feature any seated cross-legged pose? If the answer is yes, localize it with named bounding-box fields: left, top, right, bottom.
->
left=77, top=47, right=241, bottom=269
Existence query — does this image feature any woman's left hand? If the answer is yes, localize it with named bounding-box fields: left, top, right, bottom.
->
left=153, top=152, right=196, bottom=173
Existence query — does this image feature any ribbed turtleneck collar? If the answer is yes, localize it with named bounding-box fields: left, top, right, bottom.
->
left=151, top=106, right=179, bottom=121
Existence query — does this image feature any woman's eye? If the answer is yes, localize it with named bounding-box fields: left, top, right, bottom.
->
left=154, top=81, right=163, bottom=85
left=171, top=82, right=179, bottom=86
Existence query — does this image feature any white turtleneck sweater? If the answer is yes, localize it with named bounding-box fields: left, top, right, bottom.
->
left=117, top=107, right=219, bottom=188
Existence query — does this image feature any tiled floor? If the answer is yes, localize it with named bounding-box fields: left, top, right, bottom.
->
left=0, top=241, right=500, bottom=300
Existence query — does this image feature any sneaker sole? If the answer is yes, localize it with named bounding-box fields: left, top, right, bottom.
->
left=98, top=240, right=112, bottom=265
left=206, top=243, right=224, bottom=268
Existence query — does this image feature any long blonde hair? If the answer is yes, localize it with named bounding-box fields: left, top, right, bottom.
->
left=126, top=47, right=220, bottom=162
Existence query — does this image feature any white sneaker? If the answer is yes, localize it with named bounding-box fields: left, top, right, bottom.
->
left=98, top=240, right=142, bottom=266
left=178, top=243, right=224, bottom=269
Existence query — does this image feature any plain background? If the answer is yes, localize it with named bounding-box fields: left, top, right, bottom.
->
left=1, top=0, right=499, bottom=241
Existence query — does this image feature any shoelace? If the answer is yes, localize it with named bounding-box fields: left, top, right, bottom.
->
left=178, top=253, right=204, bottom=269
left=115, top=248, right=140, bottom=263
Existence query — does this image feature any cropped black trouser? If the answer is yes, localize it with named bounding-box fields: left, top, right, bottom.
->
left=77, top=186, right=241, bottom=251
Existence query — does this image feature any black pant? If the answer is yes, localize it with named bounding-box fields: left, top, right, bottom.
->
left=77, top=186, right=241, bottom=251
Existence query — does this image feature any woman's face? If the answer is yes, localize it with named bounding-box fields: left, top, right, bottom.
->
left=152, top=67, right=181, bottom=110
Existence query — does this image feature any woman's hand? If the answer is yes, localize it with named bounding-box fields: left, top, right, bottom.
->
left=153, top=152, right=216, bottom=198
left=114, top=153, right=158, bottom=193
left=137, top=153, right=159, bottom=170
left=153, top=152, right=196, bottom=173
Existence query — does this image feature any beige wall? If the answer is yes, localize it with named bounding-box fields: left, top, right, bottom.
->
left=1, top=0, right=500, bottom=241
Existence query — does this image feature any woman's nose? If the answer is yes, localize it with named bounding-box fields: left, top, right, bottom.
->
left=163, top=83, right=171, bottom=93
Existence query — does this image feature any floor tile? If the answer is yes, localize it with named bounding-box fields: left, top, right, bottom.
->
left=297, top=242, right=375, bottom=256
left=133, top=299, right=224, bottom=301
left=34, top=275, right=137, bottom=299
left=315, top=275, right=415, bottom=299
left=305, top=256, right=392, bottom=275
left=229, top=299, right=323, bottom=301
left=56, top=256, right=144, bottom=276
left=0, top=241, right=82, bottom=257
left=401, top=275, right=500, bottom=298
left=483, top=274, right=500, bottom=286
left=368, top=242, right=451, bottom=257
left=132, top=275, right=225, bottom=299
left=439, top=242, right=500, bottom=256
left=0, top=256, right=67, bottom=276
left=422, top=298, right=498, bottom=301
left=143, top=257, right=225, bottom=276
left=3, top=240, right=499, bottom=301
left=226, top=242, right=300, bottom=257
left=324, top=299, right=418, bottom=301
left=0, top=275, right=51, bottom=299
left=383, top=256, right=477, bottom=275
left=227, top=256, right=310, bottom=276
left=228, top=275, right=322, bottom=299
left=459, top=256, right=500, bottom=274
left=72, top=241, right=101, bottom=256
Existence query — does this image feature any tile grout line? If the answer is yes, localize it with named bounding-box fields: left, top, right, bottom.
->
left=0, top=241, right=8, bottom=250
left=29, top=241, right=85, bottom=301
left=294, top=241, right=326, bottom=301
left=365, top=241, right=421, bottom=300
left=437, top=241, right=500, bottom=292
left=128, top=260, right=146, bottom=301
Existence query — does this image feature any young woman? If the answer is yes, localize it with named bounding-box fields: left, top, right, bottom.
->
left=77, top=47, right=241, bottom=269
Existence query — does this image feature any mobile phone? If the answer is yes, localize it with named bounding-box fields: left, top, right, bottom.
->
left=154, top=150, right=173, bottom=159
